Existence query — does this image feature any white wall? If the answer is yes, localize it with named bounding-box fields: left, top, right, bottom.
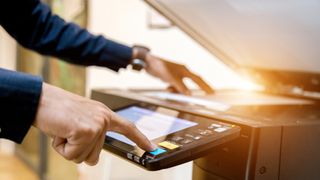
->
left=84, top=0, right=255, bottom=180
left=0, top=27, right=16, bottom=70
left=0, top=27, right=17, bottom=154
left=86, top=0, right=254, bottom=93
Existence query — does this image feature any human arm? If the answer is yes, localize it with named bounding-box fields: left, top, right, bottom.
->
left=0, top=68, right=154, bottom=165
left=0, top=68, right=42, bottom=143
left=0, top=0, right=214, bottom=94
left=35, top=83, right=155, bottom=165
left=0, top=0, right=132, bottom=71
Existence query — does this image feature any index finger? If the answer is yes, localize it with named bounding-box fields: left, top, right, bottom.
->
left=186, top=72, right=214, bottom=94
left=108, top=113, right=156, bottom=152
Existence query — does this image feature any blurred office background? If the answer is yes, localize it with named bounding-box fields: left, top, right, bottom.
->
left=0, top=0, right=253, bottom=180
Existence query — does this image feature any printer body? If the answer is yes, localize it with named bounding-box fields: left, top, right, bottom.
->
left=92, top=0, right=320, bottom=179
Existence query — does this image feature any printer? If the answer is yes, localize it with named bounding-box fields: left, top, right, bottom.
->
left=91, top=0, right=320, bottom=180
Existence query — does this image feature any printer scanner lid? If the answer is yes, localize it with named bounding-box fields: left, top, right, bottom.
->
left=144, top=0, right=320, bottom=94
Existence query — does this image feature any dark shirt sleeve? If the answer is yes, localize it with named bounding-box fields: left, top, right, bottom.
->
left=0, top=0, right=134, bottom=143
left=0, top=68, right=42, bottom=143
left=0, top=0, right=133, bottom=71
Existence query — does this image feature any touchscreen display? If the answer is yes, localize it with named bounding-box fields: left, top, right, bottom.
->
left=107, top=106, right=198, bottom=146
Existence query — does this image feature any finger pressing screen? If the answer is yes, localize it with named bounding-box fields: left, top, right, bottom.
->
left=109, top=113, right=156, bottom=152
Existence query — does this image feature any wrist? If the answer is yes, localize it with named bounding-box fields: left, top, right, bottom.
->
left=33, top=83, right=64, bottom=129
left=131, top=45, right=150, bottom=61
left=33, top=84, right=46, bottom=131
left=131, top=47, right=139, bottom=61
left=131, top=45, right=151, bottom=71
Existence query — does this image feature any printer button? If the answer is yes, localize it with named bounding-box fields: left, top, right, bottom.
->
left=180, top=138, right=193, bottom=144
left=198, top=129, right=213, bottom=136
left=127, top=153, right=134, bottom=160
left=141, top=158, right=146, bottom=166
left=171, top=136, right=184, bottom=142
left=150, top=148, right=167, bottom=156
left=159, top=141, right=180, bottom=150
left=134, top=156, right=140, bottom=163
left=185, top=133, right=202, bottom=140
left=208, top=123, right=222, bottom=129
left=214, top=127, right=229, bottom=133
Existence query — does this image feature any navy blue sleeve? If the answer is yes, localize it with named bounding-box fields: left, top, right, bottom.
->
left=0, top=0, right=134, bottom=143
left=0, top=68, right=42, bottom=143
left=0, top=0, right=132, bottom=71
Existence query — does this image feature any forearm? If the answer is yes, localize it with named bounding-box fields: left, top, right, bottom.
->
left=0, top=0, right=132, bottom=71
left=0, top=68, right=42, bottom=143
left=33, top=82, right=154, bottom=165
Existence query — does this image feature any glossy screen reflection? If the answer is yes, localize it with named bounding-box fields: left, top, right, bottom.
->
left=107, top=106, right=198, bottom=146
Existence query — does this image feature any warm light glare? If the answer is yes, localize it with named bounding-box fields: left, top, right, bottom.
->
left=232, top=77, right=262, bottom=91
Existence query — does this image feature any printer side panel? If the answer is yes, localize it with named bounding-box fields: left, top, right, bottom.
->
left=193, top=126, right=282, bottom=180
left=279, top=125, right=320, bottom=180
left=252, top=127, right=282, bottom=180
left=192, top=126, right=255, bottom=180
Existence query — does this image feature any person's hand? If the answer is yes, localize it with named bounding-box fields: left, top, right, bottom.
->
left=33, top=83, right=155, bottom=166
left=144, top=54, right=214, bottom=95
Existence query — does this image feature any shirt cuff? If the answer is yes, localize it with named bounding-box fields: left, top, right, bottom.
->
left=0, top=68, right=43, bottom=143
left=96, top=39, right=133, bottom=71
